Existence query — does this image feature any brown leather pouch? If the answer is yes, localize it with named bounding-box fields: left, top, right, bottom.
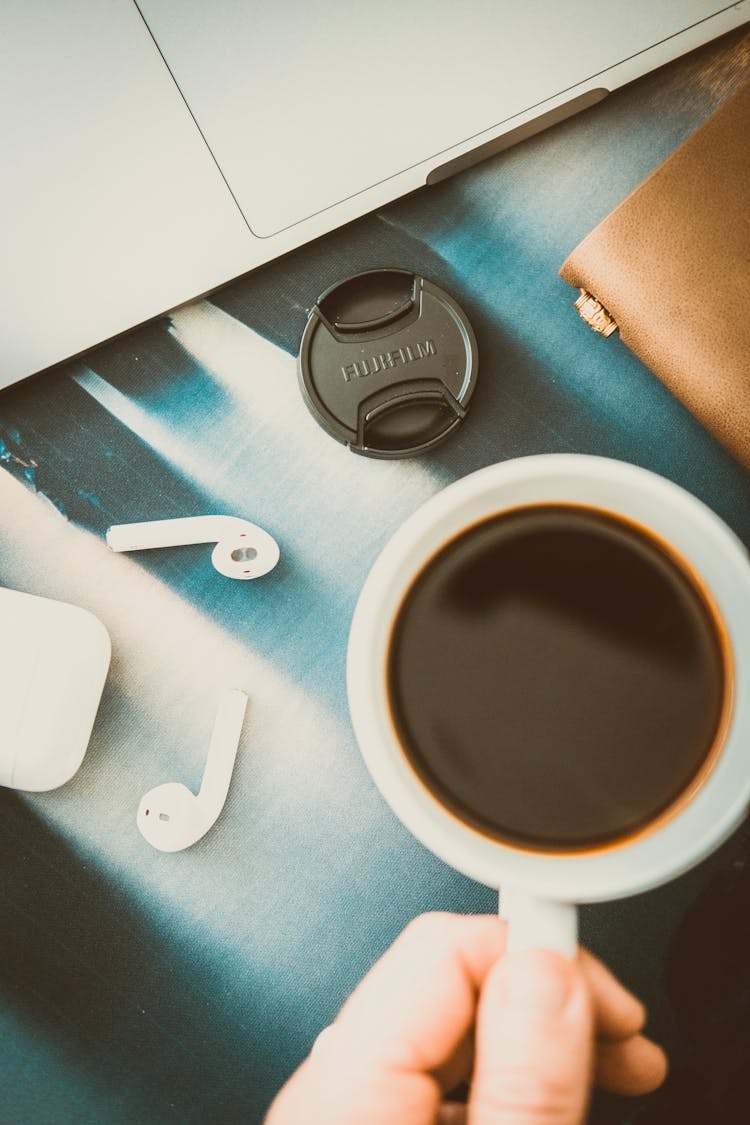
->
left=560, top=82, right=750, bottom=473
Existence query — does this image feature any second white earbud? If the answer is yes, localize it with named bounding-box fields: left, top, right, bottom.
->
left=106, top=515, right=280, bottom=580
left=137, top=689, right=248, bottom=852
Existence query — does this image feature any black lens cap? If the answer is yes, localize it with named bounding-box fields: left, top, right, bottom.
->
left=298, top=269, right=478, bottom=458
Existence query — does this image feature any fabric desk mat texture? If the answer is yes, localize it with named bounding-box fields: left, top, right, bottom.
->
left=0, top=27, right=748, bottom=1125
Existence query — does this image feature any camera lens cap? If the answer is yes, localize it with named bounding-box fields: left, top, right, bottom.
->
left=298, top=269, right=478, bottom=458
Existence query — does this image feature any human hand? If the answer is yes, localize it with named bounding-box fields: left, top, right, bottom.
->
left=266, top=912, right=667, bottom=1124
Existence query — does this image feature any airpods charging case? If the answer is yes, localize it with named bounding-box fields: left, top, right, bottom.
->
left=0, top=587, right=111, bottom=790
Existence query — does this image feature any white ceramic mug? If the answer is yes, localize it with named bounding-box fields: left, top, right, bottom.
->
left=347, top=455, right=750, bottom=955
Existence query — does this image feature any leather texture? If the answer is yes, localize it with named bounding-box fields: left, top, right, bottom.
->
left=560, top=82, right=750, bottom=473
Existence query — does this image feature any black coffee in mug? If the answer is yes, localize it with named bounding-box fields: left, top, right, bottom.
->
left=386, top=504, right=729, bottom=853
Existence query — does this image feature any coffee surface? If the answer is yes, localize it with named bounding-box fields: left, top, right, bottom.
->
left=387, top=505, right=725, bottom=851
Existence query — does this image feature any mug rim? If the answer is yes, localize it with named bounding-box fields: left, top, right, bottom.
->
left=346, top=454, right=750, bottom=903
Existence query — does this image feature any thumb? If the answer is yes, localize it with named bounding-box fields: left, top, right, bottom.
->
left=469, top=949, right=594, bottom=1125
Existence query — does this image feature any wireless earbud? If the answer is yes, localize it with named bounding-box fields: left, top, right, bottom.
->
left=106, top=515, right=280, bottom=580
left=137, top=689, right=248, bottom=852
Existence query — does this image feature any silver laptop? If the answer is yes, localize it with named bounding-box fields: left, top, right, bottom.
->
left=2, top=1, right=747, bottom=389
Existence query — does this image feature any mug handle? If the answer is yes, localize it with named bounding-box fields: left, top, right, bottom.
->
left=499, top=887, right=578, bottom=958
